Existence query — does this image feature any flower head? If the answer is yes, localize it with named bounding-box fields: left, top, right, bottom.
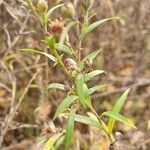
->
left=49, top=19, right=64, bottom=34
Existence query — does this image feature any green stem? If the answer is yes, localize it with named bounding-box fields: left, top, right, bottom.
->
left=25, top=0, right=45, bottom=31
left=89, top=106, right=115, bottom=143
left=52, top=48, right=72, bottom=79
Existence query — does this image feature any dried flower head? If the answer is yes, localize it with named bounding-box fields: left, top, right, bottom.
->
left=63, top=58, right=77, bottom=70
left=49, top=19, right=64, bottom=34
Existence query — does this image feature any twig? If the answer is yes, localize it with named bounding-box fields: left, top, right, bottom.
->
left=0, top=69, right=41, bottom=147
left=0, top=83, right=11, bottom=93
left=92, top=78, right=150, bottom=99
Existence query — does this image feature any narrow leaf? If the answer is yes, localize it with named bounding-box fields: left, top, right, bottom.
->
left=45, top=4, right=64, bottom=23
left=108, top=89, right=130, bottom=133
left=65, top=109, right=75, bottom=150
left=84, top=70, right=105, bottom=82
left=53, top=95, right=78, bottom=120
left=47, top=83, right=65, bottom=91
left=74, top=114, right=102, bottom=129
left=83, top=83, right=92, bottom=107
left=75, top=74, right=85, bottom=107
left=80, top=49, right=102, bottom=69
left=102, top=111, right=136, bottom=128
left=20, top=48, right=57, bottom=62
left=75, top=74, right=92, bottom=108
left=80, top=17, right=119, bottom=39
left=55, top=43, right=73, bottom=55
left=112, top=88, right=130, bottom=112
left=89, top=84, right=106, bottom=94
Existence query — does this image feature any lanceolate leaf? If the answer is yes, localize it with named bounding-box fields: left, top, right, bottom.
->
left=75, top=74, right=91, bottom=108
left=80, top=49, right=102, bottom=69
left=89, top=84, right=106, bottom=94
left=83, top=83, right=92, bottom=107
left=53, top=95, right=78, bottom=120
left=74, top=114, right=102, bottom=129
left=55, top=43, right=74, bottom=55
left=65, top=109, right=75, bottom=150
left=75, top=73, right=86, bottom=107
left=45, top=3, right=64, bottom=23
left=80, top=17, right=119, bottom=40
left=112, top=88, right=130, bottom=113
left=102, top=111, right=136, bottom=128
left=20, top=48, right=57, bottom=62
left=84, top=70, right=105, bottom=82
left=108, top=89, right=130, bottom=133
left=47, top=83, right=65, bottom=91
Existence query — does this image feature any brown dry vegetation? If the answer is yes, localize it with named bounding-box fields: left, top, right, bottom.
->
left=0, top=0, right=150, bottom=149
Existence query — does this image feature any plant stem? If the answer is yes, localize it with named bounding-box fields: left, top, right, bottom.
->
left=52, top=48, right=72, bottom=79
left=89, top=106, right=115, bottom=143
left=25, top=0, right=45, bottom=31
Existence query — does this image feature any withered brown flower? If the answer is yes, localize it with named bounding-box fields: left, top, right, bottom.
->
left=49, top=19, right=64, bottom=34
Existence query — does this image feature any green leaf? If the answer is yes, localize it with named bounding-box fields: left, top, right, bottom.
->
left=83, top=83, right=92, bottom=107
left=44, top=36, right=55, bottom=49
left=44, top=132, right=64, bottom=150
left=55, top=43, right=74, bottom=55
left=20, top=48, right=57, bottom=62
left=84, top=70, right=105, bottom=82
left=74, top=114, right=102, bottom=129
left=80, top=17, right=119, bottom=40
left=112, top=88, right=130, bottom=112
left=75, top=74, right=91, bottom=108
left=47, top=83, right=65, bottom=91
left=45, top=3, right=64, bottom=23
left=89, top=84, right=106, bottom=94
left=102, top=111, right=136, bottom=129
left=53, top=95, right=78, bottom=120
left=108, top=88, right=130, bottom=133
left=65, top=109, right=75, bottom=150
left=80, top=49, right=102, bottom=69
left=75, top=73, right=85, bottom=107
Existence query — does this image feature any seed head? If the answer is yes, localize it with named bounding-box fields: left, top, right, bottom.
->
left=49, top=19, right=64, bottom=34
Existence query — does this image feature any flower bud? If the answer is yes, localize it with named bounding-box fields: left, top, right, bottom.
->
left=37, top=0, right=48, bottom=13
left=63, top=58, right=77, bottom=70
left=49, top=19, right=64, bottom=34
left=62, top=2, right=75, bottom=18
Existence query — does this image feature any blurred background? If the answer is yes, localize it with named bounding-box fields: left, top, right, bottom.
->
left=0, top=0, right=150, bottom=149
